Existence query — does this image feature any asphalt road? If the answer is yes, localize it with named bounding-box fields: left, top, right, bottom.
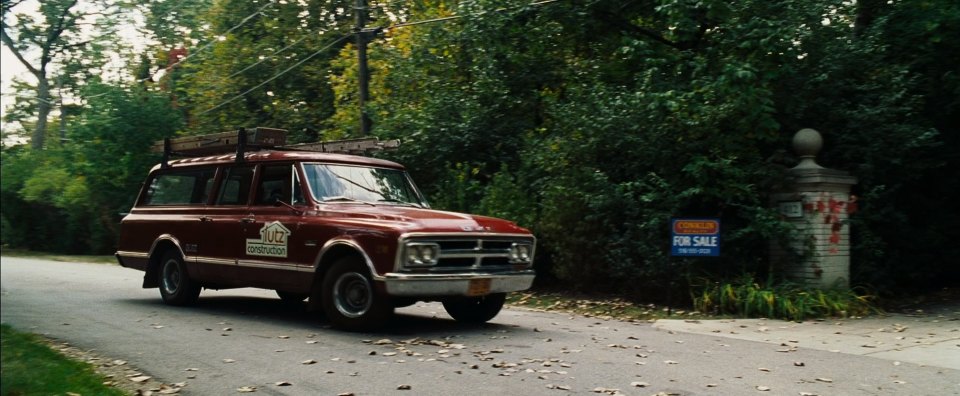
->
left=2, top=257, right=957, bottom=395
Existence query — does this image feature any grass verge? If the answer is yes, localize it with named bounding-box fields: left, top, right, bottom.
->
left=507, top=291, right=703, bottom=322
left=1, top=324, right=127, bottom=396
left=0, top=248, right=116, bottom=264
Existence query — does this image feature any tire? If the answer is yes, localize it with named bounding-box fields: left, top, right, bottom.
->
left=321, top=256, right=393, bottom=331
left=442, top=293, right=506, bottom=324
left=158, top=250, right=201, bottom=306
left=276, top=290, right=308, bottom=303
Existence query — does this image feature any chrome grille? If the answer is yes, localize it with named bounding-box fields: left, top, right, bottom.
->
left=399, top=235, right=535, bottom=272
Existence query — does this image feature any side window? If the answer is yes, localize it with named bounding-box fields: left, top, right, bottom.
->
left=254, top=164, right=294, bottom=205
left=142, top=168, right=216, bottom=206
left=216, top=166, right=255, bottom=205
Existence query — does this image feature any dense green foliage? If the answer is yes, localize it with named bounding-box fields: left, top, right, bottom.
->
left=693, top=275, right=877, bottom=321
left=0, top=324, right=128, bottom=396
left=1, top=85, right=181, bottom=253
left=2, top=0, right=957, bottom=297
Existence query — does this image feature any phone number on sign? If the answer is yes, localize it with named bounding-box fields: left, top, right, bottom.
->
left=676, top=248, right=714, bottom=254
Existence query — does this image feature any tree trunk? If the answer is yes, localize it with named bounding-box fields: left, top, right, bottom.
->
left=854, top=0, right=885, bottom=38
left=32, top=72, right=50, bottom=150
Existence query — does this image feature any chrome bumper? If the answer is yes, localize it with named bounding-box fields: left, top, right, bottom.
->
left=382, top=271, right=535, bottom=297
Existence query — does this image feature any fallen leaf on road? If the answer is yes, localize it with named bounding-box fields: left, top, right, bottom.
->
left=893, top=380, right=906, bottom=384
left=664, top=360, right=679, bottom=365
left=815, top=378, right=833, bottom=383
left=794, top=362, right=805, bottom=367
left=302, top=359, right=317, bottom=365
left=592, top=387, right=620, bottom=394
left=275, top=381, right=291, bottom=386
left=373, top=339, right=393, bottom=345
left=237, top=386, right=256, bottom=392
left=223, top=327, right=232, bottom=331
left=184, top=368, right=199, bottom=371
left=306, top=340, right=318, bottom=344
left=338, top=393, right=355, bottom=396
left=397, top=384, right=412, bottom=390
left=631, top=381, right=649, bottom=387
left=130, top=376, right=152, bottom=383
left=278, top=336, right=289, bottom=339
left=756, top=386, right=771, bottom=391
left=759, top=367, right=771, bottom=372
left=799, top=392, right=819, bottom=396
left=705, top=384, right=717, bottom=387
left=113, top=360, right=127, bottom=366
left=223, top=359, right=236, bottom=363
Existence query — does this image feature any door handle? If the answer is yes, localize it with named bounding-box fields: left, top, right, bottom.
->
left=240, top=217, right=255, bottom=224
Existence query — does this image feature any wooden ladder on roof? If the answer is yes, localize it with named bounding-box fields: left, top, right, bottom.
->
left=151, top=127, right=400, bottom=167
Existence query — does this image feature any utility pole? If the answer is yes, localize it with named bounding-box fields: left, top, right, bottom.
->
left=354, top=0, right=371, bottom=136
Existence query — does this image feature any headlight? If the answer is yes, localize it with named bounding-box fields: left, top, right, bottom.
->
left=509, top=243, right=533, bottom=264
left=404, top=242, right=440, bottom=267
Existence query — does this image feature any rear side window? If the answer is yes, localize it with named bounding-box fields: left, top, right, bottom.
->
left=142, top=169, right=216, bottom=206
left=216, top=166, right=255, bottom=205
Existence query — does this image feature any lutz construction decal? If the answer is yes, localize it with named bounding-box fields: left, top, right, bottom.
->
left=246, top=221, right=291, bottom=258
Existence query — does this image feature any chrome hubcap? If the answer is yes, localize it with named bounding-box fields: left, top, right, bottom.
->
left=333, top=272, right=372, bottom=318
left=161, top=259, right=180, bottom=295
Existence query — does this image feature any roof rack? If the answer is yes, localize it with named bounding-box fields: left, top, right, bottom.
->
left=153, top=128, right=400, bottom=168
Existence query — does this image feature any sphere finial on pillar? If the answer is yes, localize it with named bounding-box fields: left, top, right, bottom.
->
left=792, top=128, right=824, bottom=170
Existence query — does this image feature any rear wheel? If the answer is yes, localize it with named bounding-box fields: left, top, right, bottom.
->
left=442, top=293, right=506, bottom=324
left=158, top=250, right=201, bottom=306
left=321, top=256, right=393, bottom=331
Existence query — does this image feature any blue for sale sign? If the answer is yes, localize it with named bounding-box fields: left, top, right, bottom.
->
left=671, top=218, right=720, bottom=257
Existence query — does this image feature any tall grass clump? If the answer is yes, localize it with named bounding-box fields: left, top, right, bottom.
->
left=693, top=274, right=878, bottom=321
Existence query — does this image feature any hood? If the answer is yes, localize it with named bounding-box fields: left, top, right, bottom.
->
left=315, top=204, right=530, bottom=234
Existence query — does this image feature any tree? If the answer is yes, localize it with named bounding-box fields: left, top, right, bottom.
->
left=1, top=0, right=125, bottom=149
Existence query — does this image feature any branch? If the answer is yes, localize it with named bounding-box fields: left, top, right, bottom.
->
left=0, top=21, right=39, bottom=76
left=1, top=0, right=28, bottom=16
left=600, top=10, right=686, bottom=51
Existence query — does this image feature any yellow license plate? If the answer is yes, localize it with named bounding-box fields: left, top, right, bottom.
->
left=466, top=278, right=491, bottom=296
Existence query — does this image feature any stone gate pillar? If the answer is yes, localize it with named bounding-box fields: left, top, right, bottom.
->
left=771, top=129, right=857, bottom=289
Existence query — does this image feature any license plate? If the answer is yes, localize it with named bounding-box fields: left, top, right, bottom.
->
left=466, top=278, right=491, bottom=296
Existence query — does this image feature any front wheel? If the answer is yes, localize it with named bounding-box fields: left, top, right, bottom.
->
left=158, top=250, right=201, bottom=306
left=442, top=293, right=506, bottom=324
left=320, top=256, right=393, bottom=331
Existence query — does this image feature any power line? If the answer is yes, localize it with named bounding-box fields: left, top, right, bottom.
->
left=199, top=33, right=351, bottom=115
left=198, top=0, right=563, bottom=117
left=386, top=0, right=562, bottom=30
left=228, top=32, right=315, bottom=79
left=140, top=0, right=277, bottom=84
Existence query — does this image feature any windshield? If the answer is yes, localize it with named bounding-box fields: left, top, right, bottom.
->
left=302, top=163, right=426, bottom=207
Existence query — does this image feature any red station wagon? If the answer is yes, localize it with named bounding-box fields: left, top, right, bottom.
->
left=115, top=128, right=536, bottom=330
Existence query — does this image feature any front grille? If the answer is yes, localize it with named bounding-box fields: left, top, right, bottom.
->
left=400, top=235, right=534, bottom=272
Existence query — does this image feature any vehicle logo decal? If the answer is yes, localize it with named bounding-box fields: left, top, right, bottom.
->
left=246, top=221, right=291, bottom=258
left=461, top=225, right=491, bottom=232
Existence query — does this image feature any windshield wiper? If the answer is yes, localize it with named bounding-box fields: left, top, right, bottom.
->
left=322, top=196, right=375, bottom=206
left=377, top=198, right=422, bottom=208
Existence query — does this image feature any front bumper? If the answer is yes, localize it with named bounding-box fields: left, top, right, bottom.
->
left=382, top=271, right=535, bottom=297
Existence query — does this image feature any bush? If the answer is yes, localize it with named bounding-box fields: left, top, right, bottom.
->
left=693, top=274, right=879, bottom=321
